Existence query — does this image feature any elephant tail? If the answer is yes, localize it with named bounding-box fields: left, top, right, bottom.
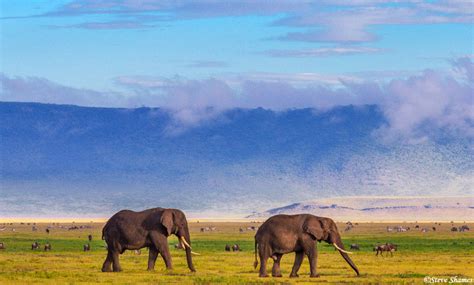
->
left=253, top=238, right=258, bottom=269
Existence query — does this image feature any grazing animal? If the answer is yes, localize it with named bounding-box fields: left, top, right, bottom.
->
left=0, top=242, right=5, bottom=249
left=101, top=207, right=196, bottom=273
left=232, top=244, right=241, bottom=252
left=254, top=214, right=359, bottom=278
left=225, top=244, right=231, bottom=251
left=459, top=225, right=470, bottom=232
left=374, top=243, right=397, bottom=256
left=239, top=228, right=244, bottom=233
left=395, top=226, right=408, bottom=232
left=46, top=228, right=50, bottom=234
left=32, top=242, right=40, bottom=250
left=44, top=243, right=52, bottom=251
left=350, top=244, right=360, bottom=250
left=84, top=244, right=91, bottom=252
left=451, top=227, right=458, bottom=232
left=88, top=234, right=93, bottom=241
left=432, top=227, right=436, bottom=231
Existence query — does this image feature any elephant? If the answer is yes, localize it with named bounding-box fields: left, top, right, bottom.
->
left=101, top=207, right=197, bottom=273
left=254, top=214, right=359, bottom=278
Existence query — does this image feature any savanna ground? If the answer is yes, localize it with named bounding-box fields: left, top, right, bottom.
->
left=0, top=220, right=473, bottom=284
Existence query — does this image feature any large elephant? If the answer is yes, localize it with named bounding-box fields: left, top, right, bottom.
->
left=254, top=214, right=359, bottom=278
left=101, top=207, right=197, bottom=272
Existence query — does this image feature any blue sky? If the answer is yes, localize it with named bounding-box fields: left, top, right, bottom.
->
left=0, top=1, right=473, bottom=141
left=1, top=1, right=472, bottom=89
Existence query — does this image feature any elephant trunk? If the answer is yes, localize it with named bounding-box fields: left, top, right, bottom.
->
left=183, top=227, right=195, bottom=272
left=332, top=234, right=359, bottom=276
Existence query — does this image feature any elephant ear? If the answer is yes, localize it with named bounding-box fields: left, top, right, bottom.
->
left=160, top=209, right=174, bottom=236
left=303, top=218, right=325, bottom=241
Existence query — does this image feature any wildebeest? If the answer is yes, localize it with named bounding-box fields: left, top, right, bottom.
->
left=451, top=227, right=458, bottom=232
left=350, top=244, right=360, bottom=250
left=0, top=242, right=5, bottom=249
left=46, top=228, right=50, bottom=234
left=225, top=244, right=231, bottom=251
left=374, top=243, right=397, bottom=256
left=459, top=225, right=470, bottom=232
left=44, top=243, right=52, bottom=251
left=32, top=242, right=40, bottom=250
left=84, top=244, right=91, bottom=251
left=88, top=234, right=93, bottom=241
left=232, top=244, right=241, bottom=252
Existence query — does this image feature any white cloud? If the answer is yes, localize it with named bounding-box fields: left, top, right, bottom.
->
left=2, top=57, right=472, bottom=141
left=263, top=47, right=384, bottom=57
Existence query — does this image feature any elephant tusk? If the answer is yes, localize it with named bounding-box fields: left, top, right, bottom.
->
left=191, top=251, right=200, bottom=255
left=181, top=236, right=192, bottom=249
left=333, top=243, right=353, bottom=254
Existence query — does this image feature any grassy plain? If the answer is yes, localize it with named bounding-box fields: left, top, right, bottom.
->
left=0, top=221, right=473, bottom=284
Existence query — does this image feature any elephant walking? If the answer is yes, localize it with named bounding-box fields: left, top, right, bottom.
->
left=254, top=214, right=359, bottom=278
left=101, top=207, right=197, bottom=273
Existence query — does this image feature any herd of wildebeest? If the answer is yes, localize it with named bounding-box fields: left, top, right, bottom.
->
left=0, top=207, right=471, bottom=278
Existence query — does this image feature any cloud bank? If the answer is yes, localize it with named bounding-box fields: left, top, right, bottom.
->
left=1, top=57, right=473, bottom=140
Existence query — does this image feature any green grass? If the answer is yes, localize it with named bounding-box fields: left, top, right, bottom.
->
left=0, top=221, right=473, bottom=284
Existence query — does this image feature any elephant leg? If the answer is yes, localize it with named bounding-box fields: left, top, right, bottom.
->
left=101, top=250, right=113, bottom=272
left=258, top=246, right=269, bottom=277
left=112, top=250, right=122, bottom=272
left=147, top=247, right=159, bottom=271
left=307, top=246, right=319, bottom=278
left=150, top=232, right=172, bottom=270
left=290, top=251, right=304, bottom=278
left=271, top=254, right=283, bottom=277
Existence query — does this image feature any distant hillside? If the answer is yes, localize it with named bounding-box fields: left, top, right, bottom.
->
left=1, top=102, right=472, bottom=218
left=248, top=197, right=474, bottom=221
